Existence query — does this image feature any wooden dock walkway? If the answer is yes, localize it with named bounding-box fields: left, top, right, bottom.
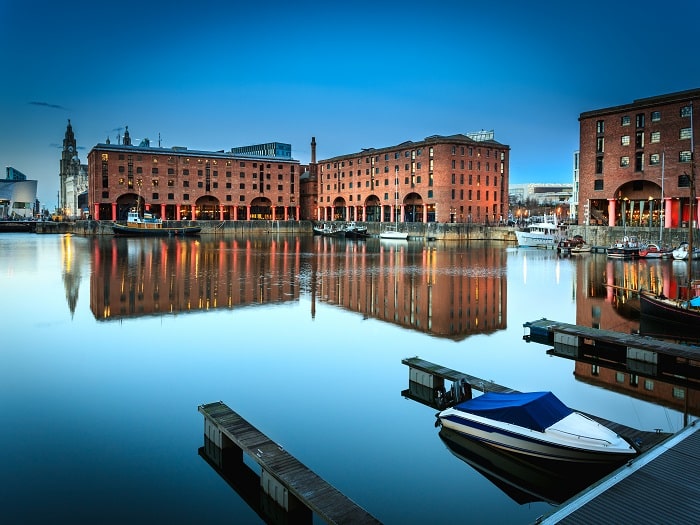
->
left=523, top=318, right=700, bottom=360
left=198, top=401, right=381, bottom=525
left=538, top=421, right=700, bottom=524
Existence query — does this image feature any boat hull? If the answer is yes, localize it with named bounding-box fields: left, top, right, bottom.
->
left=438, top=410, right=636, bottom=464
left=514, top=230, right=557, bottom=247
left=112, top=223, right=201, bottom=237
left=639, top=290, right=700, bottom=324
left=380, top=230, right=408, bottom=240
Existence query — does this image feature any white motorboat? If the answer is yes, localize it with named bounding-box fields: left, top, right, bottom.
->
left=380, top=226, right=408, bottom=240
left=437, top=391, right=637, bottom=464
left=514, top=215, right=562, bottom=247
left=672, top=241, right=700, bottom=260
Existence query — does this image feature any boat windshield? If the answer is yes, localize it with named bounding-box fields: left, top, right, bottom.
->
left=453, top=391, right=572, bottom=432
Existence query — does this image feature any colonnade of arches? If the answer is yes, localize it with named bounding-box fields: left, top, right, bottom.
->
left=587, top=181, right=699, bottom=228
left=318, top=193, right=436, bottom=223
left=95, top=194, right=298, bottom=221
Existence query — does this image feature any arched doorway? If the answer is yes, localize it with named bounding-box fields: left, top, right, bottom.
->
left=333, top=197, right=347, bottom=221
left=612, top=180, right=663, bottom=228
left=364, top=195, right=381, bottom=222
left=196, top=196, right=220, bottom=220
left=115, top=193, right=141, bottom=220
left=404, top=192, right=424, bottom=222
left=250, top=197, right=272, bottom=220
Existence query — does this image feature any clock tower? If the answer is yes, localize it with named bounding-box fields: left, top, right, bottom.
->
left=59, top=120, right=78, bottom=215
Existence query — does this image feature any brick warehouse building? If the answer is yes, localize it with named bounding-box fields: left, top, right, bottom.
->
left=316, top=132, right=510, bottom=224
left=578, top=89, right=699, bottom=228
left=87, top=127, right=304, bottom=221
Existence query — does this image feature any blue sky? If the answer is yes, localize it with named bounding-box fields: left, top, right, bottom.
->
left=1, top=0, right=699, bottom=207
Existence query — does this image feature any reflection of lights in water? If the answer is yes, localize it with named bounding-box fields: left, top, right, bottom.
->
left=522, top=253, right=527, bottom=285
left=555, top=258, right=560, bottom=285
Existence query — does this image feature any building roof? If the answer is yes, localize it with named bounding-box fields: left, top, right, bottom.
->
left=88, top=142, right=300, bottom=164
left=579, top=88, right=700, bottom=120
left=319, top=132, right=509, bottom=163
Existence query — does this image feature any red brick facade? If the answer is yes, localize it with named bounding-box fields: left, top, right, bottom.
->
left=316, top=134, right=510, bottom=224
left=578, top=89, right=700, bottom=228
left=87, top=143, right=303, bottom=221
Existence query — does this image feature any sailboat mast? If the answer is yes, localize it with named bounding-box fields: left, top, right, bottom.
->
left=688, top=101, right=695, bottom=293
left=660, top=151, right=664, bottom=243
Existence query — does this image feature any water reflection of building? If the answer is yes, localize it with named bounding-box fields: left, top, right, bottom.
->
left=90, top=236, right=303, bottom=320
left=61, top=234, right=89, bottom=317
left=311, top=239, right=507, bottom=339
left=569, top=255, right=699, bottom=418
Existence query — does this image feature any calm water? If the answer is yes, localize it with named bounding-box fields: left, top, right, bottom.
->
left=1, top=233, right=697, bottom=524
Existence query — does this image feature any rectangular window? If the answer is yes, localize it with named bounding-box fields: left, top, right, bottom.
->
left=596, top=120, right=604, bottom=133
left=649, top=153, right=660, bottom=166
left=596, top=137, right=604, bottom=153
left=620, top=156, right=630, bottom=167
left=635, top=152, right=644, bottom=172
left=650, top=131, right=660, bottom=143
left=680, top=151, right=692, bottom=162
left=651, top=111, right=661, bottom=122
left=427, top=190, right=433, bottom=198
left=594, top=179, right=604, bottom=190
left=681, top=105, right=692, bottom=117
left=680, top=127, right=692, bottom=140
left=635, top=131, right=644, bottom=148
left=152, top=193, right=159, bottom=200
left=595, top=157, right=603, bottom=174
left=636, top=113, right=645, bottom=128
left=621, top=135, right=630, bottom=146
left=167, top=193, right=174, bottom=200
left=183, top=180, right=189, bottom=187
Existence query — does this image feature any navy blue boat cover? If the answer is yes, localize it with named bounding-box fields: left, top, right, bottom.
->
left=453, top=391, right=572, bottom=432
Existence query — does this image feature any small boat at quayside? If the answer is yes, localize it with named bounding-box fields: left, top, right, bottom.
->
left=514, top=215, right=562, bottom=247
left=639, top=242, right=673, bottom=259
left=343, top=221, right=370, bottom=239
left=639, top=289, right=700, bottom=326
left=112, top=208, right=201, bottom=237
left=437, top=391, right=637, bottom=464
left=672, top=241, right=700, bottom=260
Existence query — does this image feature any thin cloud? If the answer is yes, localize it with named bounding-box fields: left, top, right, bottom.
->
left=29, top=101, right=67, bottom=110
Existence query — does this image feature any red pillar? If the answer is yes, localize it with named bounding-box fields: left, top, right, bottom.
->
left=607, top=199, right=616, bottom=227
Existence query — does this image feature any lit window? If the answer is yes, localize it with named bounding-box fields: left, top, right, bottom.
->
left=680, top=151, right=692, bottom=162
left=650, top=131, right=660, bottom=143
left=621, top=135, right=630, bottom=146
left=620, top=156, right=630, bottom=167
left=649, top=153, right=660, bottom=166
left=681, top=105, right=692, bottom=117
left=680, top=127, right=692, bottom=140
left=651, top=111, right=661, bottom=122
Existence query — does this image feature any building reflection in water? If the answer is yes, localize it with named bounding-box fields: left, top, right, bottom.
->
left=89, top=235, right=508, bottom=339
left=90, top=235, right=304, bottom=321
left=559, top=255, right=700, bottom=420
left=61, top=234, right=89, bottom=318
left=311, top=238, right=507, bottom=339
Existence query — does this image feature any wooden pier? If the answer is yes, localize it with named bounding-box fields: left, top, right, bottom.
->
left=401, top=356, right=670, bottom=453
left=538, top=420, right=700, bottom=524
left=198, top=401, right=381, bottom=525
left=524, top=317, right=700, bottom=360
